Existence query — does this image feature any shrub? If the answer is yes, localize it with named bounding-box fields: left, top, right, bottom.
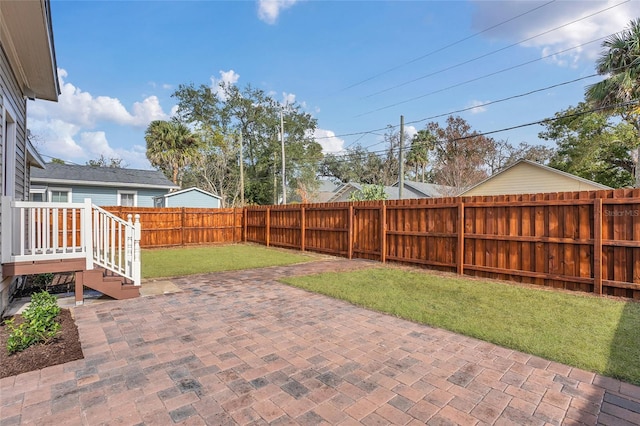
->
left=5, top=291, right=61, bottom=354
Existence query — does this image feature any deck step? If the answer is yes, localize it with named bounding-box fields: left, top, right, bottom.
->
left=76, top=268, right=140, bottom=301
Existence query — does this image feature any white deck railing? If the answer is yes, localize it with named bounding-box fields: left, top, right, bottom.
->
left=1, top=197, right=141, bottom=285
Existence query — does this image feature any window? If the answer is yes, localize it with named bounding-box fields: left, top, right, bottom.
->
left=117, top=191, right=137, bottom=207
left=48, top=188, right=71, bottom=202
left=30, top=188, right=46, bottom=202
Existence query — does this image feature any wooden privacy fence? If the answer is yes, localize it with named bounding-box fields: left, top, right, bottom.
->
left=245, top=189, right=640, bottom=300
left=104, top=207, right=243, bottom=248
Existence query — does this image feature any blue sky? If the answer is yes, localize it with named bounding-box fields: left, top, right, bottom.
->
left=28, top=0, right=637, bottom=170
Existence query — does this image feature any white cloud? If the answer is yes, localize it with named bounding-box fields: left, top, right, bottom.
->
left=470, top=0, right=636, bottom=66
left=405, top=125, right=418, bottom=140
left=282, top=92, right=296, bottom=106
left=210, top=69, right=240, bottom=99
left=257, top=0, right=300, bottom=24
left=314, top=129, right=344, bottom=154
left=27, top=69, right=166, bottom=169
left=466, top=100, right=488, bottom=114
left=29, top=69, right=169, bottom=128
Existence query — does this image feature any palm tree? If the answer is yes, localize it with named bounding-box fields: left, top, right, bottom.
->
left=145, top=120, right=201, bottom=186
left=586, top=18, right=640, bottom=186
left=406, top=130, right=435, bottom=182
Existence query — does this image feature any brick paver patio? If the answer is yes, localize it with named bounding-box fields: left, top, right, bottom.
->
left=1, top=259, right=639, bottom=425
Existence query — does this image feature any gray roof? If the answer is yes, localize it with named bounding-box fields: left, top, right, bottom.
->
left=394, top=181, right=457, bottom=197
left=31, top=163, right=179, bottom=189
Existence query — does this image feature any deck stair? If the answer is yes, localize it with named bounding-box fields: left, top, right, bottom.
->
left=76, top=267, right=140, bottom=300
left=2, top=197, right=142, bottom=305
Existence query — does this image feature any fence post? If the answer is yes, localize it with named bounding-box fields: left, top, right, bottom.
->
left=457, top=200, right=465, bottom=275
left=594, top=198, right=603, bottom=295
left=243, top=208, right=247, bottom=242
left=266, top=207, right=270, bottom=247
left=380, top=201, right=386, bottom=263
left=348, top=205, right=354, bottom=259
left=300, top=206, right=306, bottom=252
left=181, top=207, right=186, bottom=247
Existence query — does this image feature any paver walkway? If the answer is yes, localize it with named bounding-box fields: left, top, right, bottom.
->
left=1, top=259, right=640, bottom=425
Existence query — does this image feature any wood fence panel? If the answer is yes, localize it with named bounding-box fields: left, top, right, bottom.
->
left=304, top=203, right=349, bottom=256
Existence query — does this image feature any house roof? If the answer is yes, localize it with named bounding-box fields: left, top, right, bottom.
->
left=460, top=159, right=611, bottom=196
left=31, top=163, right=179, bottom=190
left=157, top=187, right=221, bottom=200
left=0, top=0, right=59, bottom=101
left=393, top=180, right=456, bottom=197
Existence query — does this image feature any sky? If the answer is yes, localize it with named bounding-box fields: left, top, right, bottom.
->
left=28, top=0, right=638, bottom=170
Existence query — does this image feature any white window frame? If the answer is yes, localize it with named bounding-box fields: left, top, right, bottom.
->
left=48, top=187, right=72, bottom=203
left=2, top=100, right=17, bottom=198
left=117, top=190, right=137, bottom=207
left=29, top=187, right=46, bottom=202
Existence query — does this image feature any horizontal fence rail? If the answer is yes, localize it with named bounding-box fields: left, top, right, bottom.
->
left=103, top=188, right=640, bottom=299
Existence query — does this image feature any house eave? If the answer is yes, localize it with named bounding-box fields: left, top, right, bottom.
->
left=0, top=0, right=60, bottom=101
left=30, top=177, right=179, bottom=190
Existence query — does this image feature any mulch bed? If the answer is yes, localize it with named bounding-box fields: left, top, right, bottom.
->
left=0, top=309, right=84, bottom=379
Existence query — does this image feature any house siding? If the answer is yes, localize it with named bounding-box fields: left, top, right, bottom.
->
left=463, top=162, right=607, bottom=196
left=165, top=190, right=221, bottom=208
left=1, top=43, right=29, bottom=315
left=67, top=185, right=169, bottom=207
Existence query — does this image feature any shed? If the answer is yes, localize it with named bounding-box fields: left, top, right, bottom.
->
left=154, top=187, right=221, bottom=208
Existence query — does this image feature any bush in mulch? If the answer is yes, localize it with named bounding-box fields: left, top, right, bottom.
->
left=0, top=308, right=84, bottom=378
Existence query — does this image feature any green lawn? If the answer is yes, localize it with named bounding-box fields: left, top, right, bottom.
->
left=142, top=244, right=317, bottom=278
left=281, top=267, right=640, bottom=385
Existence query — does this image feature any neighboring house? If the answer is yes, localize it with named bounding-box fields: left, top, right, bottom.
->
left=392, top=180, right=457, bottom=197
left=154, top=187, right=221, bottom=208
left=312, top=180, right=341, bottom=203
left=31, top=163, right=179, bottom=207
left=460, top=159, right=611, bottom=197
left=328, top=180, right=453, bottom=202
left=0, top=1, right=60, bottom=314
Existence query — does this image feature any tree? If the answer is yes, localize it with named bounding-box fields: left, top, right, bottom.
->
left=172, top=82, right=321, bottom=205
left=348, top=184, right=388, bottom=201
left=406, top=130, right=435, bottom=182
left=86, top=155, right=126, bottom=168
left=539, top=103, right=636, bottom=188
left=320, top=144, right=385, bottom=185
left=585, top=18, right=640, bottom=186
left=145, top=119, right=201, bottom=186
left=424, top=116, right=494, bottom=191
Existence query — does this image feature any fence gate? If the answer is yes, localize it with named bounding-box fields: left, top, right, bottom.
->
left=352, top=205, right=383, bottom=261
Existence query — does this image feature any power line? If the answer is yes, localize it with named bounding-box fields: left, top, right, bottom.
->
left=355, top=34, right=611, bottom=118
left=360, top=0, right=628, bottom=100
left=341, top=0, right=557, bottom=92
left=313, top=99, right=639, bottom=164
left=315, top=71, right=604, bottom=142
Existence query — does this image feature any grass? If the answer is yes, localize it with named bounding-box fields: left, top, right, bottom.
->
left=142, top=244, right=317, bottom=279
left=281, top=267, right=640, bottom=385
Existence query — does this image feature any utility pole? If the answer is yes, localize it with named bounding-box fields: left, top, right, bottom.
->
left=280, top=107, right=287, bottom=204
left=273, top=152, right=278, bottom=205
left=399, top=115, right=405, bottom=199
left=239, top=131, right=245, bottom=207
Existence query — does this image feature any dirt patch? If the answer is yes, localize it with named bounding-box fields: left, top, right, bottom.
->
left=0, top=309, right=84, bottom=379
